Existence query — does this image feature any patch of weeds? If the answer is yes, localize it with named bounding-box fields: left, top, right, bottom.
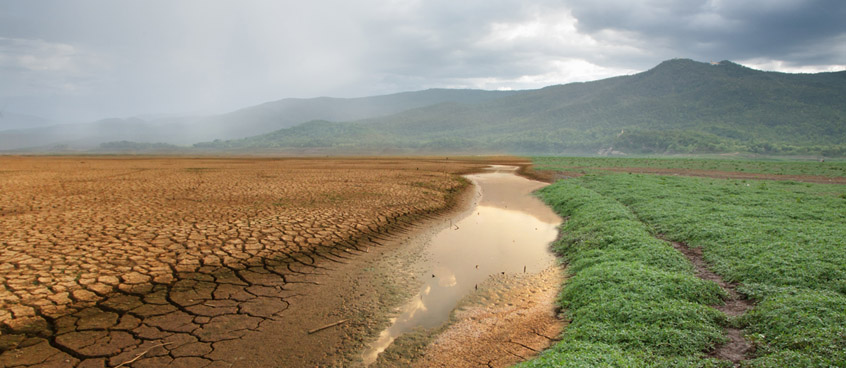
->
left=531, top=156, right=846, bottom=178
left=516, top=182, right=726, bottom=367
left=738, top=289, right=846, bottom=367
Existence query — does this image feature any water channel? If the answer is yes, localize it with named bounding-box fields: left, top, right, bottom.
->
left=362, top=165, right=562, bottom=365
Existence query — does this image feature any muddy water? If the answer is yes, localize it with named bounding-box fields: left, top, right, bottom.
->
left=362, top=165, right=561, bottom=365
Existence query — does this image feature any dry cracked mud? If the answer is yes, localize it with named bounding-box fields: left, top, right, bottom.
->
left=0, top=156, right=520, bottom=367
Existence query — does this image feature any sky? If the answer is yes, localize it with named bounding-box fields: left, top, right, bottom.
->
left=1, top=0, right=845, bottom=123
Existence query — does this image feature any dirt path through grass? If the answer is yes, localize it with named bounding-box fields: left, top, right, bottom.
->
left=536, top=169, right=846, bottom=366
left=667, top=240, right=754, bottom=365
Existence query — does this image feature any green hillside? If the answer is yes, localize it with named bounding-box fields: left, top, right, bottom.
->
left=195, top=88, right=521, bottom=139
left=199, top=59, right=846, bottom=155
left=0, top=89, right=516, bottom=150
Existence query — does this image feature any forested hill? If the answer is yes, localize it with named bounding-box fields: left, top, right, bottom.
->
left=1, top=89, right=517, bottom=151
left=199, top=59, right=846, bottom=156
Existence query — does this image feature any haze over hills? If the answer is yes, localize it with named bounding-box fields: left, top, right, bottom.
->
left=3, top=59, right=845, bottom=156
left=200, top=59, right=846, bottom=156
left=0, top=112, right=56, bottom=132
left=0, top=89, right=517, bottom=151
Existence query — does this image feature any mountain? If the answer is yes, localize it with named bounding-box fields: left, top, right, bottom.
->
left=0, top=89, right=517, bottom=151
left=5, top=59, right=845, bottom=155
left=191, top=88, right=521, bottom=140
left=203, top=59, right=846, bottom=155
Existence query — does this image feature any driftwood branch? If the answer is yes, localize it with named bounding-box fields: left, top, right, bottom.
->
left=308, top=319, right=348, bottom=334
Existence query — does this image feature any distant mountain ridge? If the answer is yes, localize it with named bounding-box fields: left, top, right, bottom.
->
left=4, top=59, right=846, bottom=156
left=201, top=59, right=846, bottom=155
left=0, top=89, right=517, bottom=151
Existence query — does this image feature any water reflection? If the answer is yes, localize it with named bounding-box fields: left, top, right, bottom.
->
left=362, top=166, right=561, bottom=365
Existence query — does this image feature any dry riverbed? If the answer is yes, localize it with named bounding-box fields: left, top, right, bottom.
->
left=0, top=157, right=562, bottom=367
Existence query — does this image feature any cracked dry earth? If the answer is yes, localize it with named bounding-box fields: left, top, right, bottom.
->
left=0, top=156, right=495, bottom=367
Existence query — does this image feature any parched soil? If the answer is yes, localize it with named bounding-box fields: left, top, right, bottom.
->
left=0, top=156, right=514, bottom=367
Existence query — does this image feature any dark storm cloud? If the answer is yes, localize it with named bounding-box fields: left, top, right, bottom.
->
left=565, top=0, right=846, bottom=67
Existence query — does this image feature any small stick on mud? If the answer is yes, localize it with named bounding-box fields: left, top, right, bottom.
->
left=308, top=319, right=348, bottom=334
left=115, top=343, right=172, bottom=367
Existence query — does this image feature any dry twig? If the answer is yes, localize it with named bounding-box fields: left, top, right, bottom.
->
left=308, top=319, right=348, bottom=334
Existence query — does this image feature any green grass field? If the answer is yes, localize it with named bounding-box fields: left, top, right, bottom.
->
left=521, top=158, right=846, bottom=367
left=533, top=156, right=846, bottom=177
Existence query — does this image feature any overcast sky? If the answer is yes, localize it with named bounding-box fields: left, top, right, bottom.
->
left=1, top=0, right=845, bottom=123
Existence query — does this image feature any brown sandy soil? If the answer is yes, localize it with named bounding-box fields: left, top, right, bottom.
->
left=0, top=156, right=516, bottom=367
left=409, top=266, right=565, bottom=368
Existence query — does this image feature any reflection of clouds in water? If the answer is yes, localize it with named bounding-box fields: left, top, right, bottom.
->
left=364, top=317, right=397, bottom=364
left=405, top=287, right=430, bottom=320
left=363, top=285, right=431, bottom=364
left=434, top=268, right=457, bottom=287
left=484, top=165, right=518, bottom=174
left=438, top=274, right=457, bottom=287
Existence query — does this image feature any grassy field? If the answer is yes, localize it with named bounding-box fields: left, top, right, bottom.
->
left=533, top=156, right=846, bottom=177
left=522, top=158, right=846, bottom=367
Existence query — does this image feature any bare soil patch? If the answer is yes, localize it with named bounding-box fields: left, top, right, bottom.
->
left=667, top=240, right=755, bottom=365
left=0, top=156, right=512, bottom=367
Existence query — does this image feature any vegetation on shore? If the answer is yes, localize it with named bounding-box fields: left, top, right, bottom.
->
left=522, top=158, right=846, bottom=367
left=517, top=181, right=728, bottom=367
left=533, top=156, right=846, bottom=177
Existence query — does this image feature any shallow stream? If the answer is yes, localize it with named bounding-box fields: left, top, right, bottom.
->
left=362, top=165, right=561, bottom=364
